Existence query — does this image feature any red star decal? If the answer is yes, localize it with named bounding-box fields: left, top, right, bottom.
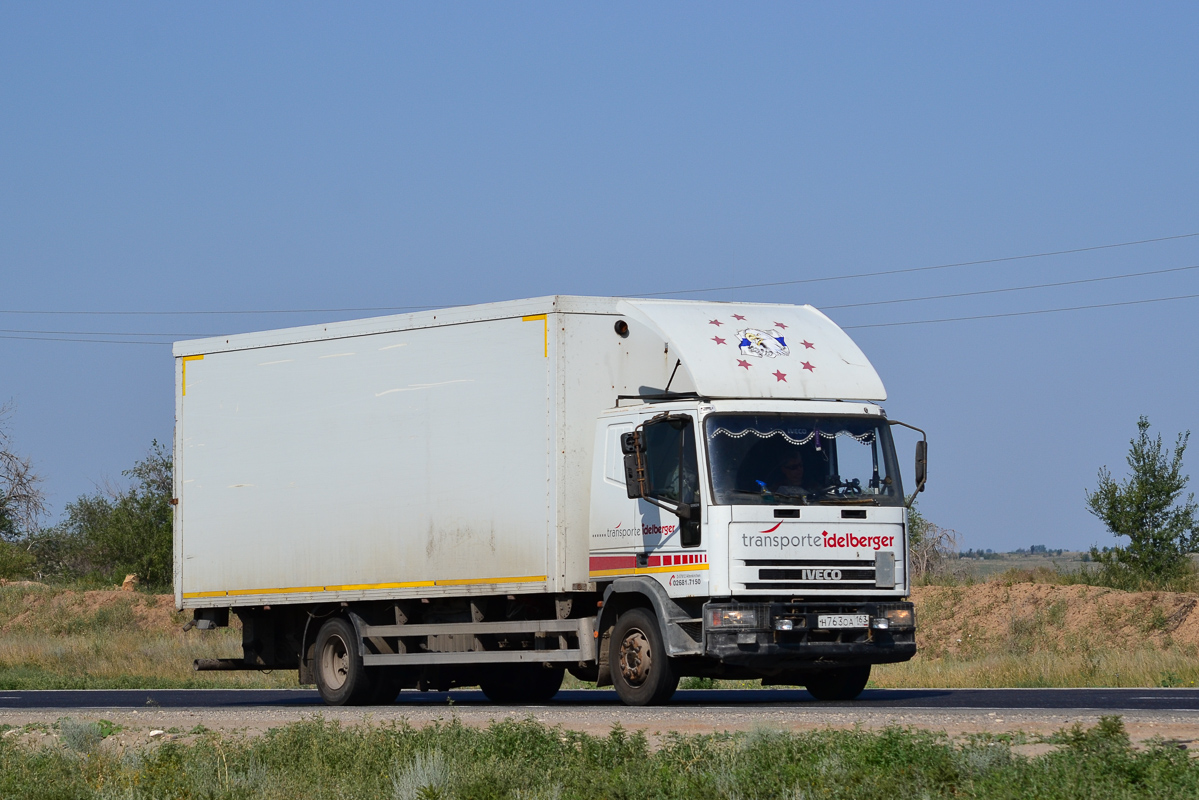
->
left=801, top=361, right=816, bottom=372
left=732, top=314, right=746, bottom=321
left=801, top=340, right=815, bottom=349
left=772, top=370, right=787, bottom=382
left=708, top=319, right=723, bottom=326
left=737, top=359, right=752, bottom=370
left=774, top=322, right=788, bottom=329
left=711, top=335, right=726, bottom=345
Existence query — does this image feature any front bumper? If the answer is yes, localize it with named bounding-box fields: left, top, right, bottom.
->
left=704, top=601, right=916, bottom=669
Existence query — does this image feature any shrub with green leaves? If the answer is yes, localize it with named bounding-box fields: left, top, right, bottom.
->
left=31, top=441, right=173, bottom=588
left=1087, top=416, right=1198, bottom=589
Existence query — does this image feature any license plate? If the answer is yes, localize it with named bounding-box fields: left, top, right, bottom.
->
left=817, top=614, right=869, bottom=629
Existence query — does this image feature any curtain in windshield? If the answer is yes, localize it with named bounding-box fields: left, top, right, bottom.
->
left=704, top=414, right=902, bottom=506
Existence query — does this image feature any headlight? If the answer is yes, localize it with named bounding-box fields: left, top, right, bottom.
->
left=883, top=607, right=914, bottom=628
left=708, top=608, right=759, bottom=628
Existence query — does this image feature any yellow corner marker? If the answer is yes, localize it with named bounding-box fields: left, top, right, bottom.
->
left=181, top=355, right=204, bottom=396
left=522, top=314, right=548, bottom=357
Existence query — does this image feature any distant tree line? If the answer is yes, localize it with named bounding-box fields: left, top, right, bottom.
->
left=0, top=404, right=172, bottom=590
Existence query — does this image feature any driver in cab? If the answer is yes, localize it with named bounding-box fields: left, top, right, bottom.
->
left=773, top=453, right=812, bottom=500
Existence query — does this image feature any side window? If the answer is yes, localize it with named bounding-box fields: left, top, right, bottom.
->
left=605, top=424, right=634, bottom=484
left=642, top=417, right=701, bottom=547
left=643, top=418, right=697, bottom=503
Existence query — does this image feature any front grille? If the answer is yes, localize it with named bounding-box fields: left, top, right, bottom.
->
left=742, top=559, right=875, bottom=567
left=744, top=582, right=875, bottom=591
left=739, top=558, right=877, bottom=591
left=758, top=568, right=874, bottom=581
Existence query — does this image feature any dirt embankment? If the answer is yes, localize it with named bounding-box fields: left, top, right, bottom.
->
left=4, top=582, right=1194, bottom=652
left=911, top=582, right=1199, bottom=658
left=5, top=581, right=1198, bottom=658
left=4, top=582, right=1198, bottom=645
left=0, top=584, right=186, bottom=635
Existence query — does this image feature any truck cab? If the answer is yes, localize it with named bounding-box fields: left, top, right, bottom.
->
left=587, top=396, right=920, bottom=703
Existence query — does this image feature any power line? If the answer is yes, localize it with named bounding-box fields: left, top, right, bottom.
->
left=0, top=304, right=447, bottom=317
left=823, top=263, right=1199, bottom=311
left=0, top=334, right=170, bottom=345
left=1, top=230, right=1196, bottom=317
left=0, top=328, right=215, bottom=337
left=3, top=263, right=1195, bottom=340
left=635, top=231, right=1199, bottom=298
left=5, top=292, right=1198, bottom=344
left=842, top=292, right=1199, bottom=330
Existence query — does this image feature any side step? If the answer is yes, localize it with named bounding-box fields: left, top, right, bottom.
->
left=355, top=615, right=597, bottom=666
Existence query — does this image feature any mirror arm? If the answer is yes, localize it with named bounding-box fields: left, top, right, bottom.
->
left=888, top=420, right=928, bottom=509
left=641, top=496, right=689, bottom=519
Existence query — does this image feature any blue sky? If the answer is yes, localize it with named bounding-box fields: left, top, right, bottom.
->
left=2, top=3, right=1196, bottom=551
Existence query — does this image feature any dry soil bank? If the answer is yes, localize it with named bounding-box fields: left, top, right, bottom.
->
left=2, top=581, right=1198, bottom=690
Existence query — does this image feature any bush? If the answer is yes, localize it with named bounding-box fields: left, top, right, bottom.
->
left=0, top=402, right=47, bottom=547
left=33, top=441, right=173, bottom=589
left=1086, top=417, right=1198, bottom=590
left=0, top=540, right=35, bottom=580
left=907, top=502, right=964, bottom=583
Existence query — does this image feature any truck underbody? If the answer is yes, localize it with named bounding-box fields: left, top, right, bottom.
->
left=193, top=581, right=915, bottom=705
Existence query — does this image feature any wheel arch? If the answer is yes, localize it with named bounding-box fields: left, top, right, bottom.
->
left=299, top=606, right=359, bottom=685
left=600, top=577, right=703, bottom=657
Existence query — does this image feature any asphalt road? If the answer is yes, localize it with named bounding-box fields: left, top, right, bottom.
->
left=3, top=687, right=1199, bottom=711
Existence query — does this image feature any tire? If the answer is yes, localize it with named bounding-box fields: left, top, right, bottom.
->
left=609, top=607, right=678, bottom=706
left=480, top=664, right=565, bottom=704
left=314, top=617, right=373, bottom=706
left=804, top=665, right=871, bottom=701
left=365, top=666, right=405, bottom=705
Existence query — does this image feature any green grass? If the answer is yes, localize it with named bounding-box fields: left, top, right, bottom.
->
left=0, top=584, right=292, bottom=690
left=2, top=716, right=1197, bottom=799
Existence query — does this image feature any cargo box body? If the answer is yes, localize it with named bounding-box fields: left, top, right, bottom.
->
left=174, top=297, right=693, bottom=609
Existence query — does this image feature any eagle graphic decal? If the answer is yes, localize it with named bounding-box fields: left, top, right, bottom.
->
left=737, top=328, right=789, bottom=358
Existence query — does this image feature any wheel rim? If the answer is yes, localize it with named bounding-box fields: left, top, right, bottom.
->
left=320, top=634, right=350, bottom=691
left=618, top=627, right=653, bottom=686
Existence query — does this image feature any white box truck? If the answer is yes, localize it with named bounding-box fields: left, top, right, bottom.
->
left=175, top=296, right=925, bottom=706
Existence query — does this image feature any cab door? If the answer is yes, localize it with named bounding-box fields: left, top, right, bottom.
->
left=630, top=413, right=710, bottom=596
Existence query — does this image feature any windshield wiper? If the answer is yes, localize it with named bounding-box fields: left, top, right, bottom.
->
left=814, top=497, right=879, bottom=506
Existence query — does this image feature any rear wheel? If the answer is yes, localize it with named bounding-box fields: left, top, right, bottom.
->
left=480, top=664, right=565, bottom=703
left=366, top=667, right=406, bottom=704
left=804, top=665, right=871, bottom=701
left=314, top=617, right=373, bottom=705
left=610, top=608, right=678, bottom=706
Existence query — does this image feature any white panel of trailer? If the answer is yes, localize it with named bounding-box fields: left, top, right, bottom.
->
left=175, top=315, right=556, bottom=604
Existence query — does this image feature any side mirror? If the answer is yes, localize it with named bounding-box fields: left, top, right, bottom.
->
left=621, top=432, right=645, bottom=499
left=914, top=440, right=927, bottom=492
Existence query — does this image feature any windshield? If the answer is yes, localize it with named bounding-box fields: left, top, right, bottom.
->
left=704, top=413, right=903, bottom=506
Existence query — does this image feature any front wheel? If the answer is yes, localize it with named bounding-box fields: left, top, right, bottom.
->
left=804, top=665, right=871, bottom=701
left=610, top=608, right=678, bottom=706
